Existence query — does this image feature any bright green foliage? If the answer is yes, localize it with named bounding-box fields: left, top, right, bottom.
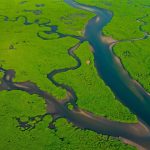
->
left=142, top=16, right=150, bottom=33
left=0, top=72, right=3, bottom=82
left=0, top=0, right=93, bottom=36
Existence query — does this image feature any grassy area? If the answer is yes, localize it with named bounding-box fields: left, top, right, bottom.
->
left=0, top=0, right=94, bottom=36
left=1, top=0, right=150, bottom=149
left=0, top=72, right=3, bottom=82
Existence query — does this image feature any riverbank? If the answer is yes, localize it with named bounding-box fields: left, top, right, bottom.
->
left=100, top=35, right=117, bottom=44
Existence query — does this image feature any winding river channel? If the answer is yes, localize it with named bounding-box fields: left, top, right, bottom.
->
left=65, top=0, right=150, bottom=127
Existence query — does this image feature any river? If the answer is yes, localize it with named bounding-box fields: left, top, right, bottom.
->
left=65, top=0, right=150, bottom=127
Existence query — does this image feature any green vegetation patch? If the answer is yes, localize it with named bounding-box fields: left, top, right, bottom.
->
left=0, top=0, right=94, bottom=36
left=0, top=72, right=3, bottom=78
